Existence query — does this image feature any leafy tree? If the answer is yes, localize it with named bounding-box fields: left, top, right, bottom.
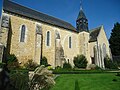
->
left=73, top=54, right=88, bottom=68
left=109, top=22, right=120, bottom=56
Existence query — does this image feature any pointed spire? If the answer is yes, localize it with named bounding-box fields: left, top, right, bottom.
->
left=76, top=0, right=89, bottom=32
left=80, top=0, right=83, bottom=10
left=77, top=0, right=86, bottom=20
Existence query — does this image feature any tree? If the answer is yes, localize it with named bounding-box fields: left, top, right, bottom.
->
left=104, top=55, right=118, bottom=69
left=109, top=22, right=120, bottom=56
left=73, top=54, right=88, bottom=68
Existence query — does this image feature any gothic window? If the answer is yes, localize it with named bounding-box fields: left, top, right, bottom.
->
left=69, top=36, right=72, bottom=48
left=46, top=31, right=50, bottom=46
left=20, top=25, right=26, bottom=42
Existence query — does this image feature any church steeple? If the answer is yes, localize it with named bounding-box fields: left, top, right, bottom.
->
left=76, top=0, right=88, bottom=32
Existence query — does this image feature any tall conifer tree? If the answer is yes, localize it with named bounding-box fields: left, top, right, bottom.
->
left=109, top=22, right=120, bottom=56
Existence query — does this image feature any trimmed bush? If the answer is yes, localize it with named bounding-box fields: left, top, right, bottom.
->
left=104, top=55, right=118, bottom=69
left=73, top=54, right=88, bottom=68
left=40, top=56, right=48, bottom=67
left=63, top=62, right=72, bottom=69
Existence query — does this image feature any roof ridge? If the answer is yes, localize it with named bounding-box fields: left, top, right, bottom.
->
left=3, top=0, right=76, bottom=31
left=4, top=0, right=72, bottom=25
left=90, top=25, right=102, bottom=32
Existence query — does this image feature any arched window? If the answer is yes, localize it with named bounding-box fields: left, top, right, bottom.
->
left=20, top=25, right=26, bottom=42
left=69, top=37, right=72, bottom=48
left=46, top=31, right=50, bottom=46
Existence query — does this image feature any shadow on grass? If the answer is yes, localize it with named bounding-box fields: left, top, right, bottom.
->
left=75, top=80, right=80, bottom=90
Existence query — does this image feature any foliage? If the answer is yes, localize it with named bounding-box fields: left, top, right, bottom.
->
left=0, top=62, right=6, bottom=68
left=55, top=66, right=62, bottom=70
left=112, top=56, right=120, bottom=67
left=40, top=56, right=48, bottom=67
left=63, top=62, right=72, bottom=70
left=74, top=80, right=80, bottom=90
left=109, top=22, right=120, bottom=56
left=104, top=55, right=118, bottom=69
left=73, top=54, right=88, bottom=68
left=7, top=54, right=19, bottom=69
left=116, top=72, right=120, bottom=77
left=47, top=65, right=53, bottom=70
left=24, top=59, right=38, bottom=71
left=29, top=65, right=55, bottom=90
left=10, top=70, right=29, bottom=90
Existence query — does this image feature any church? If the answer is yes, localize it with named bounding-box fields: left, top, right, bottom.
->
left=0, top=0, right=111, bottom=69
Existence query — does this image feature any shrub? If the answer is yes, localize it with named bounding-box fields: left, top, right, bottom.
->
left=7, top=54, right=19, bottom=69
left=47, top=65, right=53, bottom=70
left=0, top=62, right=6, bottom=68
left=10, top=70, right=29, bottom=90
left=104, top=55, right=118, bottom=69
left=55, top=66, right=62, bottom=69
left=24, top=59, right=38, bottom=71
left=29, top=65, right=55, bottom=90
left=73, top=54, right=88, bottom=68
left=116, top=72, right=120, bottom=77
left=40, top=56, right=48, bottom=67
left=63, top=62, right=72, bottom=69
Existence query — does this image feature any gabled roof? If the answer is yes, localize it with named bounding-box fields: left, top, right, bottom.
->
left=89, top=26, right=102, bottom=42
left=3, top=0, right=76, bottom=32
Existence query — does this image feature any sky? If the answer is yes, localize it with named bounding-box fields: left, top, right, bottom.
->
left=0, top=0, right=120, bottom=39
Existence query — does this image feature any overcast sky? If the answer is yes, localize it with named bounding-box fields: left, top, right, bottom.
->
left=0, top=0, right=120, bottom=39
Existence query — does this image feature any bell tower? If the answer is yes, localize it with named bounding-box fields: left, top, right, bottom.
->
left=76, top=0, right=88, bottom=32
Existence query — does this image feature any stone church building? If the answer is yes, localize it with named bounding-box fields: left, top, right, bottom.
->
left=0, top=0, right=111, bottom=68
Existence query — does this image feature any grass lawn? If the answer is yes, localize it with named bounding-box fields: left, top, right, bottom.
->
left=51, top=73, right=120, bottom=90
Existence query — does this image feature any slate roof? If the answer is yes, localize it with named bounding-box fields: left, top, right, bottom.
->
left=3, top=0, right=76, bottom=32
left=77, top=9, right=86, bottom=20
left=89, top=26, right=102, bottom=42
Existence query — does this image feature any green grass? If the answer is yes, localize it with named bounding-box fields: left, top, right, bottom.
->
left=51, top=73, right=120, bottom=90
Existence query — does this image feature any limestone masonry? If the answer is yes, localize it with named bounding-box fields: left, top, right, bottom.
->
left=0, top=0, right=112, bottom=69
